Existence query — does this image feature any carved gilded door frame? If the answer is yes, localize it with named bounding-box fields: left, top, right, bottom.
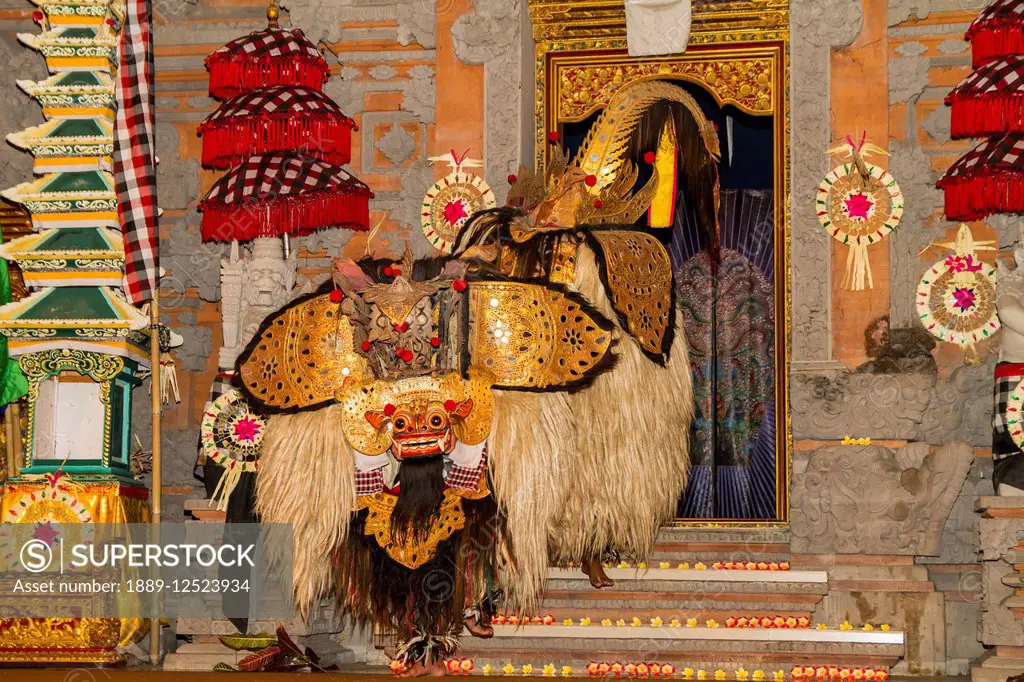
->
left=529, top=0, right=791, bottom=525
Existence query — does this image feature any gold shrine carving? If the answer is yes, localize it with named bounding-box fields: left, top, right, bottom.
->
left=558, top=57, right=774, bottom=121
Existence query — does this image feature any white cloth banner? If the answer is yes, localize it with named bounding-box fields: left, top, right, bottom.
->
left=625, top=0, right=692, bottom=57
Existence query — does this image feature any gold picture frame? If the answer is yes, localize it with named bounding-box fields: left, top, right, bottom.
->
left=529, top=0, right=791, bottom=525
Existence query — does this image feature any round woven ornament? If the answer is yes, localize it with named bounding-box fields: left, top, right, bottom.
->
left=421, top=172, right=495, bottom=254
left=201, top=389, right=264, bottom=509
left=916, top=253, right=999, bottom=363
left=816, top=163, right=903, bottom=290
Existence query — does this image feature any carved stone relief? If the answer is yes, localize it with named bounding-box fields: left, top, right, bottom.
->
left=0, top=30, right=46, bottom=191
left=790, top=441, right=973, bottom=555
left=888, top=0, right=932, bottom=26
left=789, top=0, right=864, bottom=364
left=887, top=139, right=943, bottom=327
left=792, top=362, right=994, bottom=446
left=159, top=210, right=228, bottom=303
left=155, top=122, right=201, bottom=213
left=978, top=515, right=1024, bottom=647
left=451, top=0, right=524, bottom=204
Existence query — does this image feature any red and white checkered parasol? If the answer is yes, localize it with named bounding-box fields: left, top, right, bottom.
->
left=967, top=0, right=1024, bottom=69
left=205, top=27, right=330, bottom=100
left=947, top=56, right=1024, bottom=138
left=198, top=153, right=373, bottom=241
left=937, top=133, right=1024, bottom=221
left=199, top=85, right=356, bottom=169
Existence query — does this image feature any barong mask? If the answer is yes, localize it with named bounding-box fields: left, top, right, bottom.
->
left=236, top=250, right=614, bottom=568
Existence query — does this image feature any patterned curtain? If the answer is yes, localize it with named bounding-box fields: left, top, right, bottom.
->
left=670, top=189, right=777, bottom=519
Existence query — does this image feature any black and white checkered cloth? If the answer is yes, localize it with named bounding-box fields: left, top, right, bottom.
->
left=993, top=362, right=1024, bottom=461
left=114, top=0, right=159, bottom=304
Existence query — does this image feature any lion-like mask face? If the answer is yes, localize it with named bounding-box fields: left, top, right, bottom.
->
left=364, top=398, right=473, bottom=460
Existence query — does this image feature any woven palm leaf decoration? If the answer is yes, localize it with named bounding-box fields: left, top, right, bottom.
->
left=421, top=150, right=495, bottom=254
left=917, top=223, right=999, bottom=365
left=816, top=134, right=904, bottom=291
left=201, top=389, right=265, bottom=510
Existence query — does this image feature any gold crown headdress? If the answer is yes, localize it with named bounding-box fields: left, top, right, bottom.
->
left=497, top=80, right=720, bottom=242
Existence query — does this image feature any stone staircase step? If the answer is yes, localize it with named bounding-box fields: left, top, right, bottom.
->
left=535, top=608, right=814, bottom=621
left=460, top=650, right=901, bottom=676
left=546, top=567, right=828, bottom=586
left=540, top=568, right=828, bottom=614
left=458, top=625, right=903, bottom=675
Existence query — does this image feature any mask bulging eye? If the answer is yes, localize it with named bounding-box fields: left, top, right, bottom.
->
left=430, top=415, right=443, bottom=428
left=394, top=417, right=407, bottom=431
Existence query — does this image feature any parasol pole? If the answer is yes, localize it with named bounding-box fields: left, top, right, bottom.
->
left=149, top=287, right=162, bottom=665
left=4, top=403, right=16, bottom=480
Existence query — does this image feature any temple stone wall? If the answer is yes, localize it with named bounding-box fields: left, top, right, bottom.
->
left=0, top=0, right=1001, bottom=674
left=788, top=0, right=996, bottom=674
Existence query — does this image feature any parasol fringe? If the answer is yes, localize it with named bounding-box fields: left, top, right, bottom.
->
left=207, top=54, right=329, bottom=100
left=200, top=186, right=372, bottom=241
left=199, top=112, right=354, bottom=169
left=948, top=91, right=1024, bottom=139
left=969, top=19, right=1024, bottom=68
left=939, top=169, right=1024, bottom=222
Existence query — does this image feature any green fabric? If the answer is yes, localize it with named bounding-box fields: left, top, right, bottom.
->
left=0, top=228, right=27, bottom=405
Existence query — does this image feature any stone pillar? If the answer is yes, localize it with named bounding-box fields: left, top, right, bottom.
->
left=971, top=497, right=1024, bottom=682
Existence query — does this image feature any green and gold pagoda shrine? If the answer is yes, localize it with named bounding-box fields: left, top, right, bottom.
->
left=0, top=0, right=150, bottom=664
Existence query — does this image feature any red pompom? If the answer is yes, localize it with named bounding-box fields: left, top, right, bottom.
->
left=444, top=400, right=457, bottom=412
left=394, top=346, right=405, bottom=357
left=384, top=404, right=396, bottom=417
left=383, top=265, right=394, bottom=277
left=584, top=174, right=597, bottom=187
left=394, top=322, right=409, bottom=333
left=360, top=340, right=371, bottom=352
left=402, top=349, right=415, bottom=362
left=644, top=151, right=657, bottom=164
left=391, top=266, right=401, bottom=276
left=507, top=174, right=518, bottom=184
left=452, top=279, right=467, bottom=292
left=31, top=10, right=44, bottom=21
left=329, top=288, right=344, bottom=303
left=548, top=131, right=561, bottom=144
left=593, top=199, right=603, bottom=209
left=431, top=336, right=441, bottom=348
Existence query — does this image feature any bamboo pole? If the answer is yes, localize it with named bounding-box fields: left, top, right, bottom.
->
left=10, top=403, right=21, bottom=477
left=4, top=402, right=16, bottom=480
left=149, top=289, right=162, bottom=665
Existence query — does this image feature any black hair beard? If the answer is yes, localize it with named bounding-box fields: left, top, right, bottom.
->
left=391, top=456, right=446, bottom=542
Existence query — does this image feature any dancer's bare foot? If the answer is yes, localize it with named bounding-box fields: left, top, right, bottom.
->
left=464, top=614, right=494, bottom=638
left=582, top=556, right=614, bottom=588
left=395, top=656, right=447, bottom=677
